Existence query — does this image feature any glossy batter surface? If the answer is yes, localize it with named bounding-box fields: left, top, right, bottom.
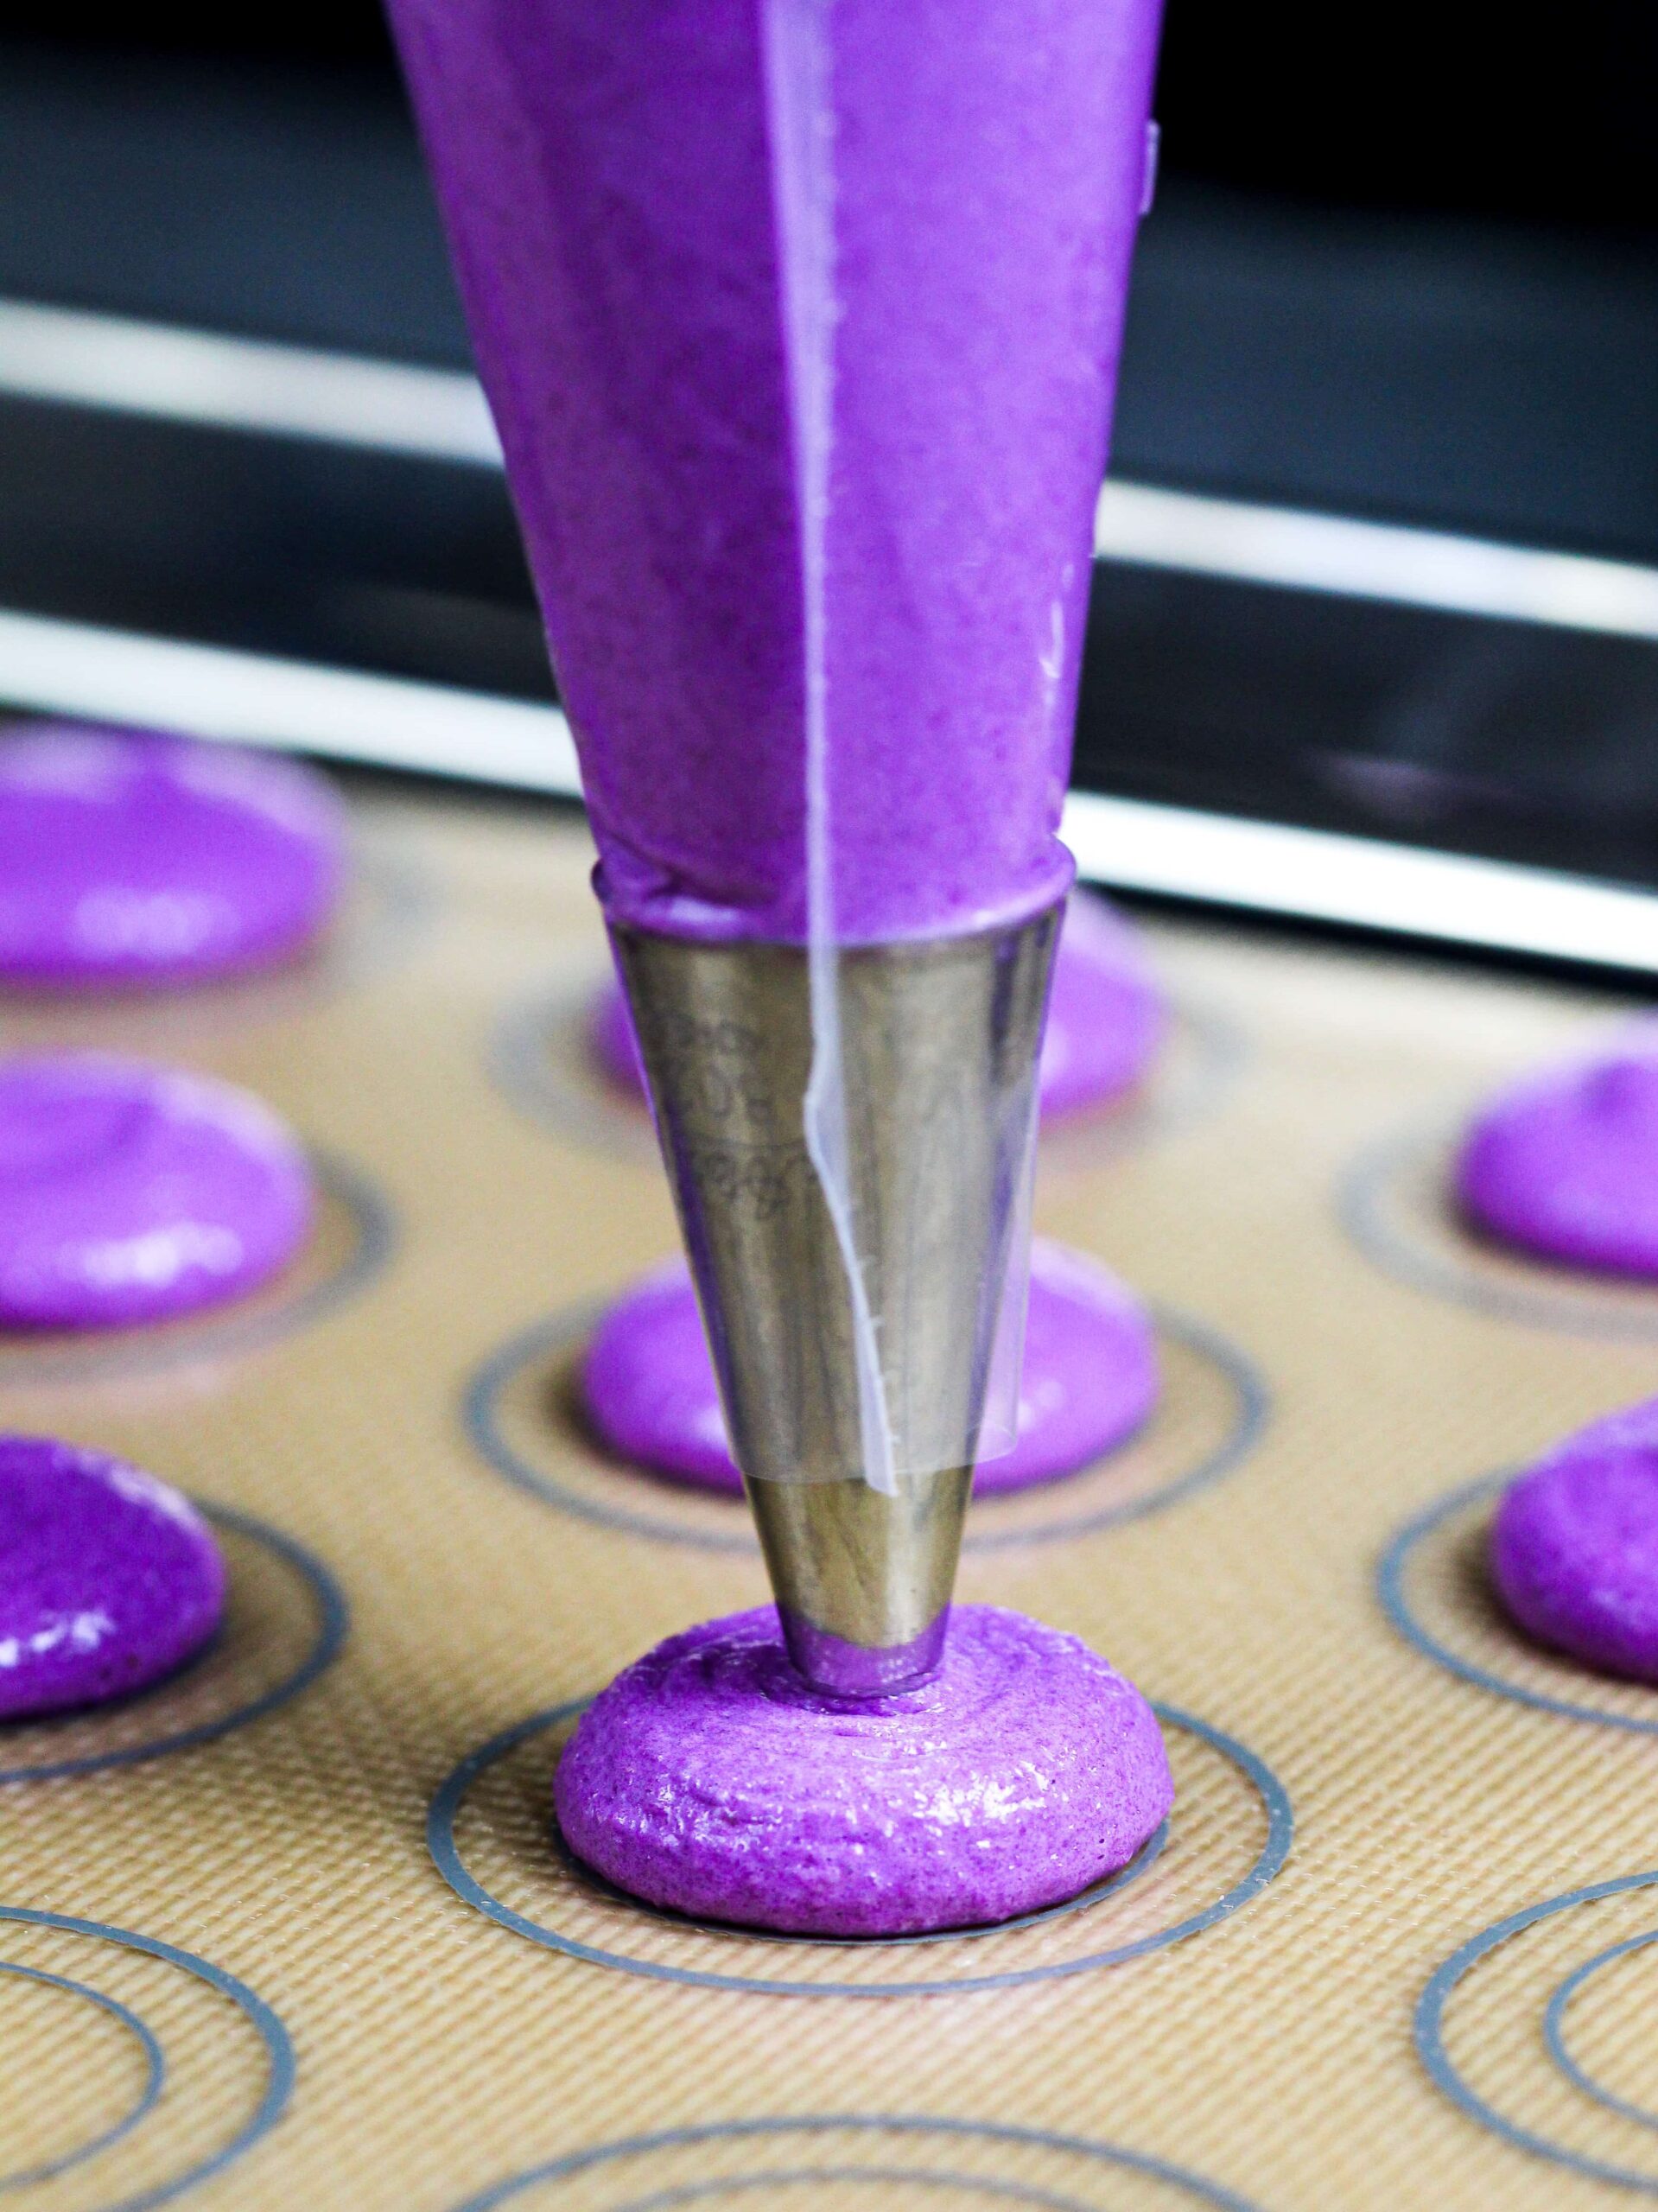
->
left=0, top=1054, right=314, bottom=1330
left=581, top=1238, right=1159, bottom=1497
left=1491, top=1398, right=1658, bottom=1681
left=554, top=1603, right=1172, bottom=1936
left=0, top=1435, right=226, bottom=1718
left=1458, top=1025, right=1658, bottom=1275
left=0, top=722, right=346, bottom=988
left=590, top=887, right=1166, bottom=1119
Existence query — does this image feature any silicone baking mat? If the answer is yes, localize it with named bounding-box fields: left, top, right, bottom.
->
left=2, top=774, right=1656, bottom=2211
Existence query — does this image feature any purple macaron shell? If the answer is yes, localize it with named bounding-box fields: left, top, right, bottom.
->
left=1036, top=887, right=1166, bottom=1121
left=0, top=1054, right=314, bottom=1331
left=555, top=1602, right=1172, bottom=1936
left=1457, top=1023, right=1658, bottom=1276
left=0, top=721, right=346, bottom=989
left=588, top=971, right=644, bottom=1096
left=0, top=1435, right=226, bottom=1719
left=588, top=887, right=1165, bottom=1121
left=580, top=1238, right=1159, bottom=1497
left=1491, top=1397, right=1658, bottom=1681
left=579, top=1261, right=739, bottom=1491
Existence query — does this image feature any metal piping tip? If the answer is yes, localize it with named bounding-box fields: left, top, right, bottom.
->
left=746, top=1463, right=973, bottom=1694
left=612, top=905, right=1059, bottom=1696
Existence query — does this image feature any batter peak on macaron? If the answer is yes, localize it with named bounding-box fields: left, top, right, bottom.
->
left=555, top=1604, right=1171, bottom=1936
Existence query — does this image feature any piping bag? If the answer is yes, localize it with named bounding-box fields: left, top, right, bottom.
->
left=388, top=0, right=1164, bottom=1694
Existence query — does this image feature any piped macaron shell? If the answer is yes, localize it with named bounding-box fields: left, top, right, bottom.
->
left=588, top=968, right=645, bottom=1096
left=555, top=1603, right=1172, bottom=1936
left=0, top=1435, right=226, bottom=1718
left=579, top=1238, right=1158, bottom=1497
left=1036, top=887, right=1166, bottom=1120
left=588, top=886, right=1166, bottom=1121
left=579, top=1260, right=738, bottom=1491
left=0, top=1053, right=314, bottom=1331
left=1491, top=1397, right=1658, bottom=1682
left=1457, top=1023, right=1658, bottom=1276
left=0, top=722, right=346, bottom=989
left=975, top=1240, right=1160, bottom=1492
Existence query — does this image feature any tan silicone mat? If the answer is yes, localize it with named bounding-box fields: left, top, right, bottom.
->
left=3, top=777, right=1658, bottom=2211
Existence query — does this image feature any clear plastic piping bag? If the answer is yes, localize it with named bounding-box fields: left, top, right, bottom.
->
left=764, top=0, right=1035, bottom=1494
left=763, top=0, right=898, bottom=1497
left=975, top=1078, right=1040, bottom=1467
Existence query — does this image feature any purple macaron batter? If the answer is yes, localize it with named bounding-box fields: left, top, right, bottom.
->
left=0, top=1435, right=226, bottom=1718
left=387, top=0, right=1160, bottom=948
left=555, top=1603, right=1171, bottom=1936
left=0, top=1054, right=314, bottom=1331
left=589, top=887, right=1166, bottom=1121
left=580, top=1238, right=1159, bottom=1497
left=1458, top=1023, right=1658, bottom=1275
left=1491, top=1397, right=1658, bottom=1681
left=0, top=722, right=346, bottom=989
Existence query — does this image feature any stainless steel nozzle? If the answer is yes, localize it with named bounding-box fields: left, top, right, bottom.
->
left=612, top=904, right=1059, bottom=1695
